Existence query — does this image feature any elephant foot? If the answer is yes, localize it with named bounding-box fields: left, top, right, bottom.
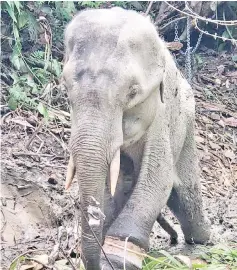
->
left=101, top=236, right=145, bottom=270
left=183, top=220, right=211, bottom=245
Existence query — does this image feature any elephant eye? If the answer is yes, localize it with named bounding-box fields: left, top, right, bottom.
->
left=127, top=85, right=138, bottom=100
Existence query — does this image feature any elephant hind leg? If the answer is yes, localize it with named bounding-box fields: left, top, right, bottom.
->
left=157, top=213, right=178, bottom=244
left=168, top=130, right=210, bottom=244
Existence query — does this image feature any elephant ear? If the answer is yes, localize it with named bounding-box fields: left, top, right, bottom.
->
left=158, top=47, right=178, bottom=104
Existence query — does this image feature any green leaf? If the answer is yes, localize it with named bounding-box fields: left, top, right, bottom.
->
left=218, top=42, right=226, bottom=52
left=191, top=262, right=207, bottom=269
left=26, top=11, right=40, bottom=40
left=9, top=255, right=25, bottom=270
left=13, top=1, right=21, bottom=14
left=37, top=103, right=49, bottom=119
left=18, top=11, right=28, bottom=29
left=52, top=59, right=62, bottom=77
left=64, top=1, right=76, bottom=14
left=195, top=54, right=203, bottom=65
left=80, top=1, right=104, bottom=9
left=8, top=97, right=18, bottom=110
left=13, top=23, right=20, bottom=40
left=11, top=44, right=21, bottom=70
left=5, top=2, right=17, bottom=23
left=222, top=30, right=230, bottom=39
left=158, top=250, right=184, bottom=268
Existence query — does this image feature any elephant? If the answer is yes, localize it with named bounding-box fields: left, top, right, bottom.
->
left=62, top=7, right=211, bottom=270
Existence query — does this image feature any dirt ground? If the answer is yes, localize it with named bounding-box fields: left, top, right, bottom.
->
left=1, top=52, right=237, bottom=269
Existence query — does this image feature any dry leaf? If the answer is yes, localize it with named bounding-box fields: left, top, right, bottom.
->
left=218, top=119, right=225, bottom=127
left=19, top=261, right=42, bottom=270
left=210, top=112, right=220, bottom=121
left=7, top=118, right=34, bottom=128
left=226, top=70, right=237, bottom=77
left=202, top=102, right=226, bottom=112
left=201, top=115, right=211, bottom=123
left=50, top=127, right=71, bottom=134
left=166, top=41, right=183, bottom=51
left=195, top=135, right=205, bottom=144
left=223, top=117, right=237, bottom=127
left=209, top=141, right=220, bottom=150
left=32, top=254, right=49, bottom=266
left=224, top=150, right=235, bottom=160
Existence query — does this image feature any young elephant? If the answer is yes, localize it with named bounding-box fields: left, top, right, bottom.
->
left=63, top=7, right=210, bottom=270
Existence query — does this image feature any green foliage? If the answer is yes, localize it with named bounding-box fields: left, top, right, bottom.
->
left=9, top=256, right=26, bottom=270
left=2, top=0, right=236, bottom=117
left=217, top=2, right=237, bottom=51
left=143, top=250, right=186, bottom=270
left=114, top=1, right=145, bottom=10
left=142, top=245, right=237, bottom=270
left=55, top=1, right=77, bottom=21
left=37, top=103, right=49, bottom=120
left=80, top=1, right=105, bottom=9
left=200, top=244, right=237, bottom=268
left=2, top=1, right=63, bottom=116
left=8, top=73, right=38, bottom=110
left=11, top=41, right=23, bottom=70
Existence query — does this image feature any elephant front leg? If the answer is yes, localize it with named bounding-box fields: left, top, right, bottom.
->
left=168, top=126, right=210, bottom=244
left=102, top=122, right=174, bottom=268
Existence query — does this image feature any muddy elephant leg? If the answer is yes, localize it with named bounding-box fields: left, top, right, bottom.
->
left=167, top=126, right=210, bottom=244
left=102, top=119, right=174, bottom=268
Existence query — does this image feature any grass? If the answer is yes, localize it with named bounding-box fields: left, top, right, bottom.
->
left=142, top=244, right=237, bottom=270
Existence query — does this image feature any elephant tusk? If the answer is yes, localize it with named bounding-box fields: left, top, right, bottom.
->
left=110, top=149, right=120, bottom=196
left=65, top=154, right=76, bottom=190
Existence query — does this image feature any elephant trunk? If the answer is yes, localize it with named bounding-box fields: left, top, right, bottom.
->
left=70, top=114, right=122, bottom=269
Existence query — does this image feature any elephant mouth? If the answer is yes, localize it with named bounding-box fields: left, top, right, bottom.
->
left=101, top=236, right=145, bottom=269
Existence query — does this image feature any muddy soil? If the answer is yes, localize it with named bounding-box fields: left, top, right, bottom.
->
left=1, top=52, right=237, bottom=268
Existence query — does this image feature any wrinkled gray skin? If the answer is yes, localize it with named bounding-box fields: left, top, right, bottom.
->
left=63, top=8, right=210, bottom=270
